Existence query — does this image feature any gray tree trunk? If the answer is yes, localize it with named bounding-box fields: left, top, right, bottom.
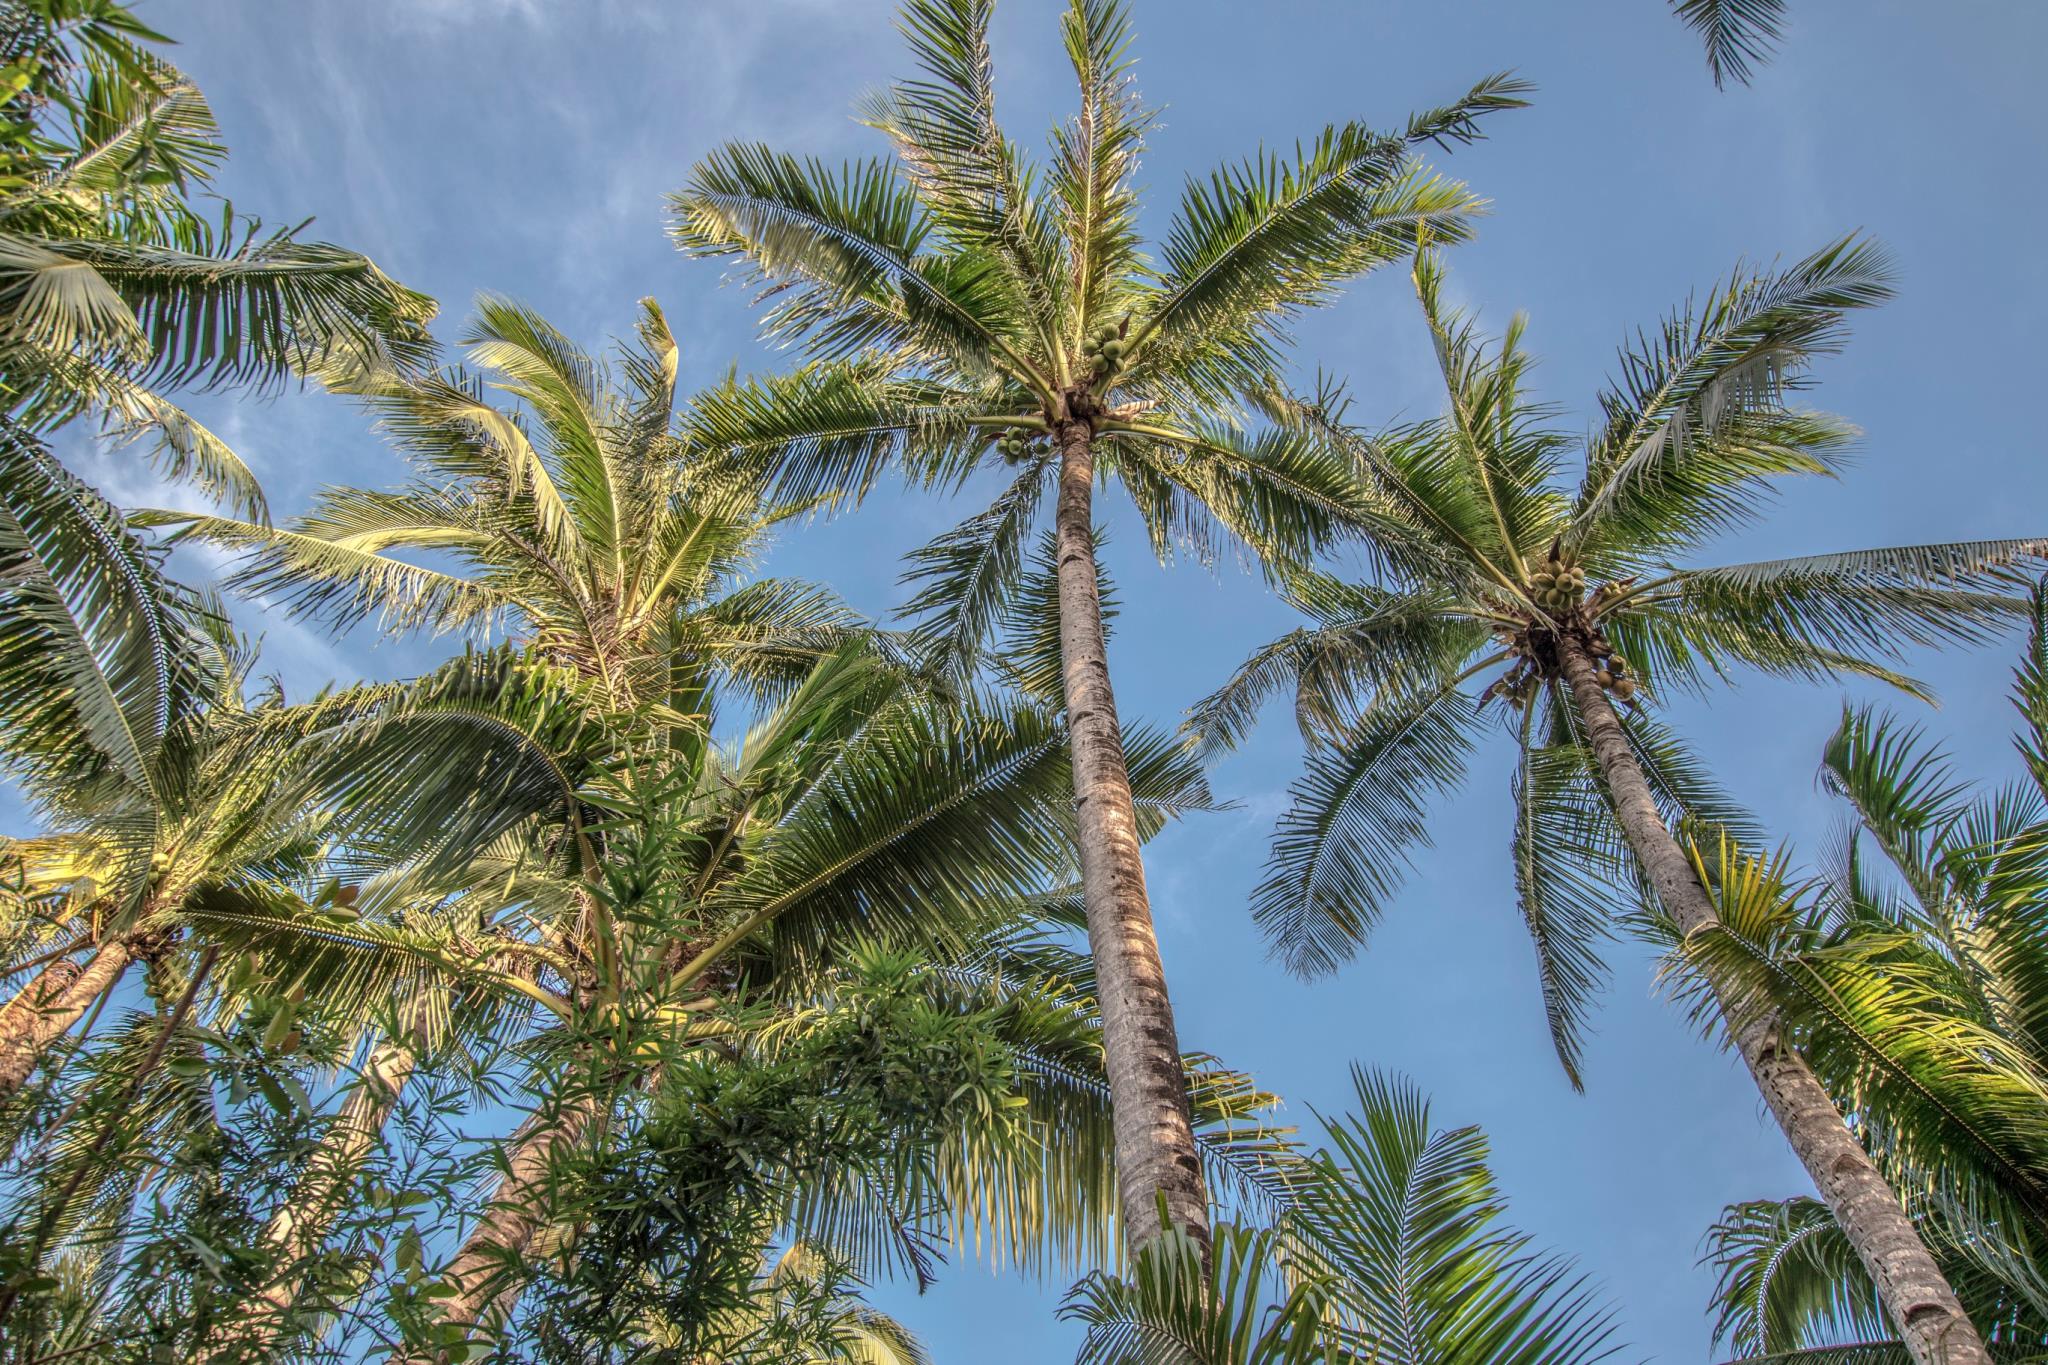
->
left=1557, top=631, right=1990, bottom=1365
left=0, top=936, right=131, bottom=1098
left=207, top=1037, right=417, bottom=1359
left=392, top=1093, right=596, bottom=1362
left=1053, top=421, right=1209, bottom=1251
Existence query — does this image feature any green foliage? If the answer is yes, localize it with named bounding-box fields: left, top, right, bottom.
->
left=1206, top=240, right=2043, bottom=1083
left=1062, top=1070, right=1624, bottom=1364
left=1687, top=616, right=2048, bottom=1360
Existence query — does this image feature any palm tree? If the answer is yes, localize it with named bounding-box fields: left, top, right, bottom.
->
left=1060, top=1068, right=1624, bottom=1364
left=670, top=0, right=1524, bottom=1251
left=154, top=296, right=856, bottom=725
left=161, top=298, right=1272, bottom=1355
left=1690, top=601, right=2048, bottom=1362
left=351, top=646, right=1236, bottom=1360
left=1194, top=239, right=2048, bottom=1365
left=0, top=593, right=328, bottom=1103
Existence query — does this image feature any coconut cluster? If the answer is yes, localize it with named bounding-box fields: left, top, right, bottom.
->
left=1530, top=551, right=1585, bottom=611
left=1079, top=320, right=1126, bottom=383
left=993, top=430, right=1041, bottom=464
left=1482, top=550, right=1641, bottom=711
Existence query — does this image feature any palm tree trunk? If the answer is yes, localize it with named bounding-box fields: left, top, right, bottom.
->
left=1052, top=420, right=1208, bottom=1251
left=0, top=935, right=133, bottom=1099
left=1556, top=631, right=1989, bottom=1365
left=207, top=1037, right=417, bottom=1358
left=392, top=1092, right=597, bottom=1363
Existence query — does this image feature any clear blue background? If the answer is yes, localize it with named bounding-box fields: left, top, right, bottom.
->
left=65, top=1, right=2048, bottom=1357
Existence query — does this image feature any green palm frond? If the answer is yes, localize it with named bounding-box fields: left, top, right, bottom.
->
left=1292, top=1069, right=1623, bottom=1365
left=717, top=693, right=1080, bottom=966
left=682, top=361, right=987, bottom=508
left=1063, top=1070, right=1624, bottom=1365
left=0, top=423, right=209, bottom=813
left=673, top=143, right=1040, bottom=387
left=896, top=454, right=1052, bottom=679
left=1064, top=1222, right=1338, bottom=1365
left=1187, top=573, right=1485, bottom=755
left=1673, top=0, right=1788, bottom=89
left=1573, top=235, right=1893, bottom=563
left=1637, top=542, right=2048, bottom=682
left=1706, top=1197, right=1892, bottom=1360
left=985, top=527, right=1112, bottom=703
left=142, top=503, right=509, bottom=637
left=1133, top=76, right=1524, bottom=406
left=1251, top=681, right=1480, bottom=979
left=0, top=228, right=434, bottom=399
left=1512, top=710, right=1624, bottom=1091
left=1050, top=0, right=1147, bottom=335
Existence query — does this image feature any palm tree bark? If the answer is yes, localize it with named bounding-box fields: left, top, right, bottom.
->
left=207, top=1037, right=417, bottom=1359
left=392, top=1092, right=597, bottom=1362
left=0, top=935, right=132, bottom=1099
left=1556, top=630, right=1990, bottom=1365
left=1053, top=419, right=1208, bottom=1250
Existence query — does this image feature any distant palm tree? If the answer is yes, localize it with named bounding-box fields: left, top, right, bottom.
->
left=1194, top=240, right=2045, bottom=1365
left=671, top=0, right=1523, bottom=1251
left=1061, top=1069, right=1624, bottom=1364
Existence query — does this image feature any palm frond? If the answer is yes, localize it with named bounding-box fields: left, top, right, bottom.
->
left=0, top=424, right=208, bottom=812
left=1136, top=78, right=1518, bottom=403
left=672, top=143, right=1041, bottom=386
left=1673, top=0, right=1788, bottom=89
left=1705, top=1196, right=1891, bottom=1359
left=1251, top=682, right=1480, bottom=978
left=1573, top=235, right=1894, bottom=563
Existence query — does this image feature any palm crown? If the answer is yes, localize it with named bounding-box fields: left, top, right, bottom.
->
left=674, top=0, right=1524, bottom=599
left=1196, top=239, right=2048, bottom=1085
left=158, top=297, right=861, bottom=728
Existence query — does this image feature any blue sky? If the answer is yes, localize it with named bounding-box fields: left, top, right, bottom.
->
left=79, top=0, right=2048, bottom=1358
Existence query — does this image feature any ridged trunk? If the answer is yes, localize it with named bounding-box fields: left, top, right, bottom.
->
left=391, top=1093, right=596, bottom=1363
left=1557, top=630, right=1989, bottom=1365
left=0, top=936, right=133, bottom=1098
left=206, top=1038, right=417, bottom=1359
left=1053, top=420, right=1209, bottom=1250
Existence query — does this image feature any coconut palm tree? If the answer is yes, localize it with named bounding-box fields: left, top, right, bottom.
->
left=670, top=0, right=1523, bottom=1251
left=1690, top=601, right=2048, bottom=1362
left=339, top=643, right=1246, bottom=1361
left=1060, top=1068, right=1624, bottom=1364
left=1193, top=239, right=2048, bottom=1365
left=153, top=295, right=857, bottom=727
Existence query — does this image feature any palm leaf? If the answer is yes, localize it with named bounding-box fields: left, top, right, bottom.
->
left=1250, top=681, right=1480, bottom=978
